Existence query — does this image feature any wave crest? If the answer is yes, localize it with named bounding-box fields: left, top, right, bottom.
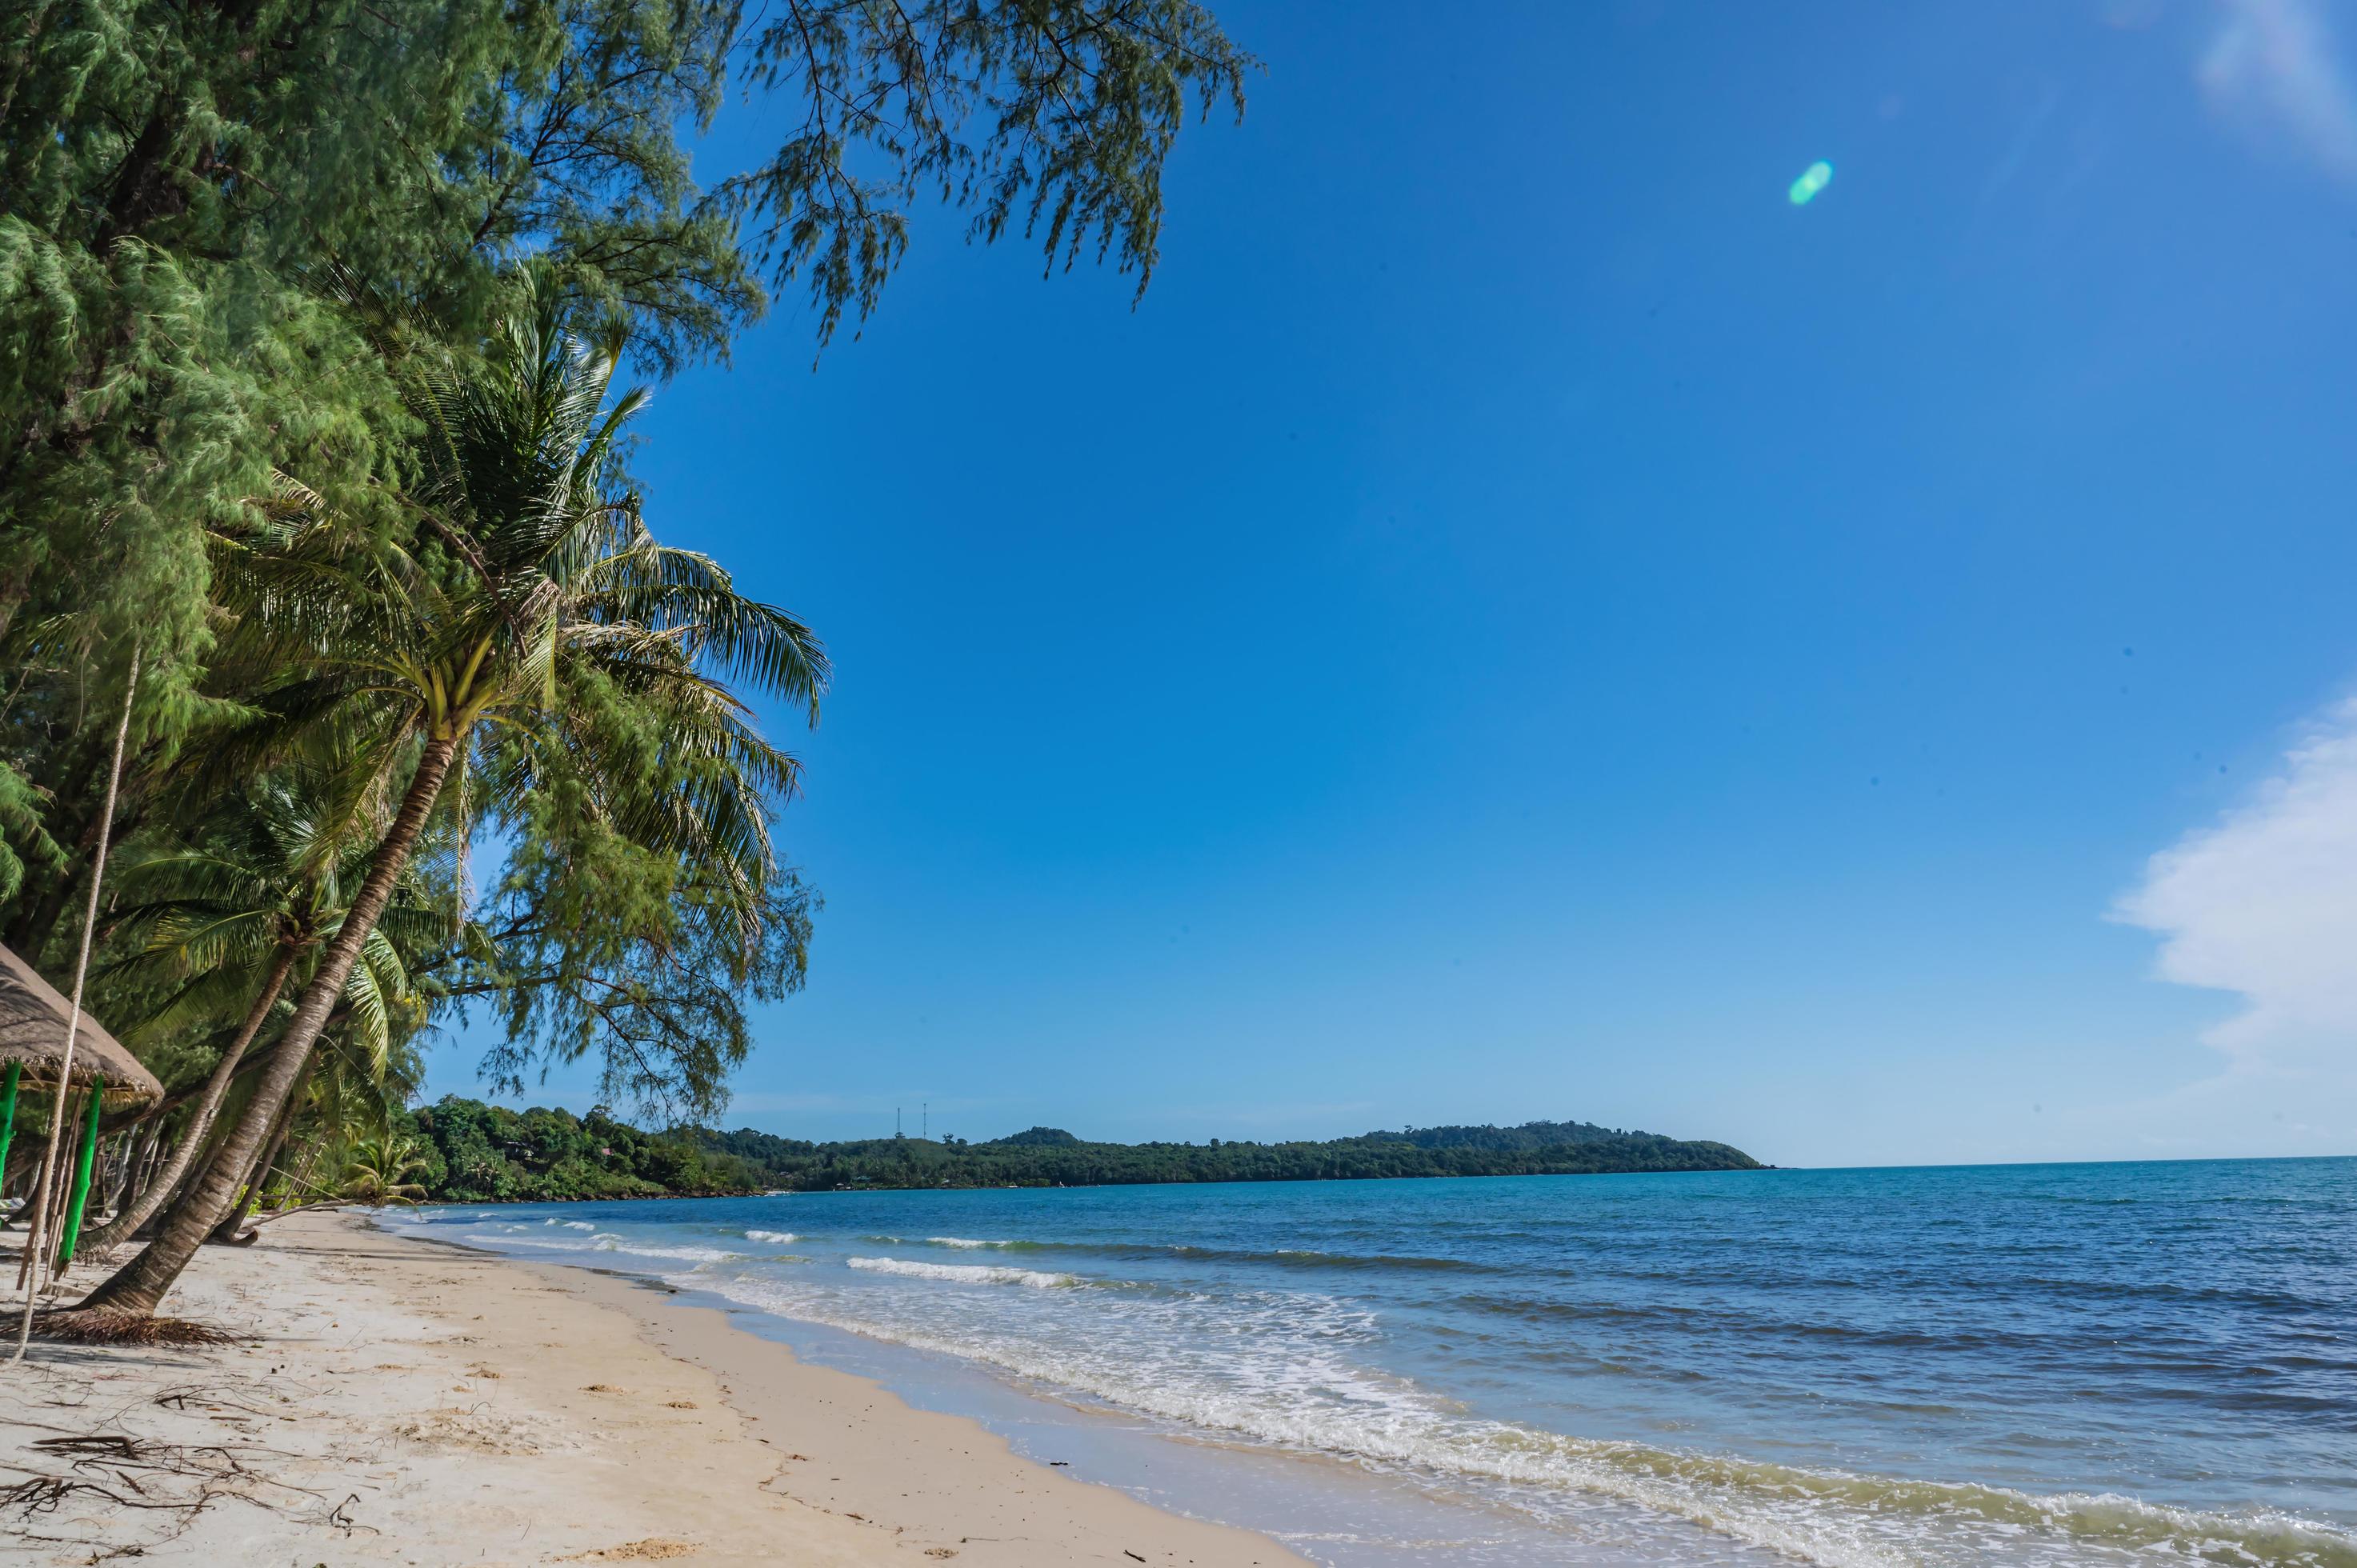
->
left=846, top=1256, right=1079, bottom=1289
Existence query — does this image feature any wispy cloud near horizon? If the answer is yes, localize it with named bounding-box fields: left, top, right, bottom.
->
left=2199, top=0, right=2357, bottom=182
left=2115, top=694, right=2357, bottom=1073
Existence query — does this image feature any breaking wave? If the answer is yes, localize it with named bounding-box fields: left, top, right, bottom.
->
left=845, top=1256, right=1081, bottom=1289
left=674, top=1267, right=2357, bottom=1568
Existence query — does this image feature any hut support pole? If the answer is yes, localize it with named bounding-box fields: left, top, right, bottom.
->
left=0, top=1062, right=18, bottom=1202
left=9, top=645, right=136, bottom=1358
left=36, top=1149, right=70, bottom=1263
left=56, top=1081, right=102, bottom=1267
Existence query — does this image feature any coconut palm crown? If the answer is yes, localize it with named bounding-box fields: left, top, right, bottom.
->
left=82, top=280, right=826, bottom=1317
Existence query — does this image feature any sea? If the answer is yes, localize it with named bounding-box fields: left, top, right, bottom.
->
left=379, top=1158, right=2357, bottom=1566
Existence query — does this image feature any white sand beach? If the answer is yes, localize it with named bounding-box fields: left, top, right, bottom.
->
left=0, top=1213, right=1306, bottom=1566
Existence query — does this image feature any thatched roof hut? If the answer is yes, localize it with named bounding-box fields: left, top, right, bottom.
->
left=0, top=942, right=162, bottom=1106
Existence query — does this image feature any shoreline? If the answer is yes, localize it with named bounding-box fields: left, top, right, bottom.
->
left=0, top=1211, right=1307, bottom=1565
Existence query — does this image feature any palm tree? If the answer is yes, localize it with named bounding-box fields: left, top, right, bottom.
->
left=78, top=769, right=442, bottom=1253
left=220, top=978, right=432, bottom=1236
left=199, top=869, right=438, bottom=1245
left=78, top=280, right=826, bottom=1317
left=336, top=1108, right=432, bottom=1207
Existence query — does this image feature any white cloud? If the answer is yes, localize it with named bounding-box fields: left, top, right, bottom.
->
left=2115, top=694, right=2357, bottom=1070
left=2199, top=0, right=2357, bottom=181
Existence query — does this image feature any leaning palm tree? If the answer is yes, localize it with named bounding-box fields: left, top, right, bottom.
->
left=236, top=966, right=431, bottom=1232
left=196, top=876, right=436, bottom=1246
left=77, top=279, right=826, bottom=1318
left=77, top=767, right=446, bottom=1253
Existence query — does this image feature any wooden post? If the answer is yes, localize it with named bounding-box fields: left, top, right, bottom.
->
left=143, top=1122, right=166, bottom=1192
left=10, top=642, right=135, bottom=1358
left=39, top=1141, right=72, bottom=1258
left=98, top=1134, right=122, bottom=1212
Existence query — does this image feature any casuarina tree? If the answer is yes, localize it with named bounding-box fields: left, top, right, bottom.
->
left=79, top=283, right=826, bottom=1316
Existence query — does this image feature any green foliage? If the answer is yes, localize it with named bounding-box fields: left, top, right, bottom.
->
left=0, top=230, right=400, bottom=960
left=406, top=1101, right=1756, bottom=1203
left=206, top=282, right=826, bottom=1121
left=106, top=768, right=452, bottom=1054
left=719, top=0, right=1255, bottom=346
left=339, top=1110, right=434, bottom=1206
left=990, top=1126, right=1082, bottom=1147
left=0, top=762, right=60, bottom=906
left=2, top=0, right=1249, bottom=965
left=410, top=1095, right=761, bottom=1202
left=698, top=1119, right=1764, bottom=1191
left=0, top=0, right=1253, bottom=1294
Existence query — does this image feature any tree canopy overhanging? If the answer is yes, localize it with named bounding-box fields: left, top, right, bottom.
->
left=0, top=0, right=1254, bottom=1320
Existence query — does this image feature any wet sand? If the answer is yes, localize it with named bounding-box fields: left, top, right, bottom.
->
left=0, top=1211, right=1307, bottom=1566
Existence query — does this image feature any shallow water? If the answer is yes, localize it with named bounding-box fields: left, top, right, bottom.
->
left=384, top=1158, right=2357, bottom=1566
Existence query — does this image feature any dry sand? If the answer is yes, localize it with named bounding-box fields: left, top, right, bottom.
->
left=0, top=1211, right=1307, bottom=1566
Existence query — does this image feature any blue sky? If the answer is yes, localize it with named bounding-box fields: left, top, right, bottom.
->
left=427, top=0, right=2357, bottom=1167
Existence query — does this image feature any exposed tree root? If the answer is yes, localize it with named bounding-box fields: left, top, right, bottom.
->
left=25, top=1308, right=238, bottom=1346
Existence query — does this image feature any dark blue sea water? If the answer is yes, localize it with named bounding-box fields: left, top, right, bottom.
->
left=384, top=1158, right=2357, bottom=1566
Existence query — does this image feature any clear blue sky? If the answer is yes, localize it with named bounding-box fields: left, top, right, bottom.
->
left=427, top=1, right=2357, bottom=1167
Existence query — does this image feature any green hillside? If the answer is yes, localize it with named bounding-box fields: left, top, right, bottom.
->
left=405, top=1099, right=1762, bottom=1202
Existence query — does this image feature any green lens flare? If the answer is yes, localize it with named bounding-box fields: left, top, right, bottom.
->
left=1788, top=160, right=1834, bottom=206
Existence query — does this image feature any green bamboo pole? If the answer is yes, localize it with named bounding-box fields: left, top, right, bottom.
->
left=0, top=1062, right=20, bottom=1196
left=55, top=1082, right=102, bottom=1267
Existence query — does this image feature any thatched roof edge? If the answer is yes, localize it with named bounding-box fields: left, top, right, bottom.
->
left=0, top=942, right=163, bottom=1106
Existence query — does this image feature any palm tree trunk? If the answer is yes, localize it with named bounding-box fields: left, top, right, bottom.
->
left=78, top=944, right=297, bottom=1253
left=140, top=1045, right=293, bottom=1238
left=208, top=1051, right=310, bottom=1245
left=78, top=734, right=459, bottom=1317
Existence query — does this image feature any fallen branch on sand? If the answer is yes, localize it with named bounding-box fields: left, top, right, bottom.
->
left=2, top=1472, right=210, bottom=1515
left=2, top=1428, right=242, bottom=1540
left=1, top=1404, right=338, bottom=1555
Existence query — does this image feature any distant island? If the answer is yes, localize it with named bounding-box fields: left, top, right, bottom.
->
left=405, top=1098, right=1762, bottom=1203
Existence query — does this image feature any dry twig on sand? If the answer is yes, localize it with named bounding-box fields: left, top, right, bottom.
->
left=0, top=1402, right=342, bottom=1557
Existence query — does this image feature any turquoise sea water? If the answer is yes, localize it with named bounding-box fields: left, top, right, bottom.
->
left=384, top=1158, right=2357, bottom=1566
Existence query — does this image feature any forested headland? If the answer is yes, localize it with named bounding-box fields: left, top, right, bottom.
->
left=405, top=1098, right=1762, bottom=1201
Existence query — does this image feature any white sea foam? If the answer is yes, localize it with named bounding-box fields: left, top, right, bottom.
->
left=666, top=1269, right=2353, bottom=1568
left=846, top=1256, right=1078, bottom=1289
left=422, top=1223, right=733, bottom=1266
left=585, top=1234, right=738, bottom=1264
left=744, top=1229, right=798, bottom=1245
left=394, top=1194, right=2355, bottom=1568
